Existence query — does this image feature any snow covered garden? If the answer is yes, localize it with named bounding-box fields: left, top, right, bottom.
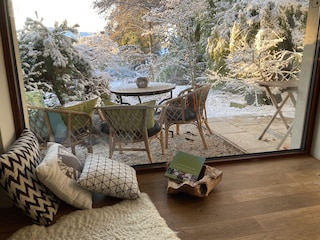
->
left=16, top=0, right=307, bottom=118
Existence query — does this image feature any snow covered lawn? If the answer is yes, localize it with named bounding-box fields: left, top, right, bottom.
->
left=109, top=82, right=296, bottom=119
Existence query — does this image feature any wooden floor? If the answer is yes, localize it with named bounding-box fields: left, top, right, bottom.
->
left=2, top=155, right=320, bottom=239
left=140, top=155, right=320, bottom=240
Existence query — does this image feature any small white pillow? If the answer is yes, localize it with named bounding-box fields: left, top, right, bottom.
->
left=77, top=154, right=140, bottom=199
left=36, top=142, right=92, bottom=209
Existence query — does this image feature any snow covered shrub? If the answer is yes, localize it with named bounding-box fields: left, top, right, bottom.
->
left=18, top=17, right=110, bottom=104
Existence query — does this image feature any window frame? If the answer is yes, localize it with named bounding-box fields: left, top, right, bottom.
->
left=0, top=0, right=25, bottom=138
left=1, top=0, right=319, bottom=170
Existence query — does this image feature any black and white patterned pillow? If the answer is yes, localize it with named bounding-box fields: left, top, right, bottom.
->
left=77, top=154, right=140, bottom=199
left=0, top=129, right=60, bottom=225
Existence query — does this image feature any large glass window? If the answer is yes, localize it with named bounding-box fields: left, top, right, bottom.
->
left=5, top=0, right=320, bottom=166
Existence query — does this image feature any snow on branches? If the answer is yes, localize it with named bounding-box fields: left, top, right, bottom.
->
left=18, top=17, right=110, bottom=104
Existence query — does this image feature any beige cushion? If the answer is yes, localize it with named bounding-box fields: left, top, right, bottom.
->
left=77, top=154, right=140, bottom=199
left=36, top=142, right=92, bottom=209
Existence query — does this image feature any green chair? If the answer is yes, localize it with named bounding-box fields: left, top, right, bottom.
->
left=26, top=91, right=98, bottom=154
left=96, top=104, right=166, bottom=163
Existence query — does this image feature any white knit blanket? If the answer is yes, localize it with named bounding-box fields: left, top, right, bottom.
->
left=9, top=193, right=180, bottom=240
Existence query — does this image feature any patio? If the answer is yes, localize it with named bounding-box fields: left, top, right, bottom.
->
left=85, top=113, right=294, bottom=165
left=208, top=115, right=294, bottom=154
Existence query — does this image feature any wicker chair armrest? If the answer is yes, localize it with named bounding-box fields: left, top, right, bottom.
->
left=27, top=105, right=93, bottom=129
left=96, top=104, right=166, bottom=126
left=165, top=95, right=187, bottom=108
left=177, top=86, right=194, bottom=97
left=27, top=105, right=93, bottom=153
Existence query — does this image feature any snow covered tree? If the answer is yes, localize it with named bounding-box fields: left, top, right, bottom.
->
left=93, top=0, right=160, bottom=52
left=207, top=0, right=308, bottom=81
left=93, top=0, right=162, bottom=81
left=18, top=16, right=110, bottom=104
left=146, top=0, right=211, bottom=85
left=77, top=32, right=118, bottom=71
left=88, top=0, right=307, bottom=86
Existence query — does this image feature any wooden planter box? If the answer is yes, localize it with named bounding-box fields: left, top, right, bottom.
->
left=167, top=165, right=223, bottom=197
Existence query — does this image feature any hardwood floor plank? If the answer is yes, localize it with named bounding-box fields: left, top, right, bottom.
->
left=228, top=180, right=320, bottom=202
left=175, top=217, right=263, bottom=240
left=149, top=191, right=320, bottom=229
left=255, top=204, right=320, bottom=231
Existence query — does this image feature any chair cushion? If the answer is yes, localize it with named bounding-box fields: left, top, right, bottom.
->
left=62, top=97, right=98, bottom=117
left=186, top=94, right=197, bottom=111
left=26, top=91, right=67, bottom=142
left=25, top=91, right=46, bottom=107
left=147, top=121, right=161, bottom=137
left=101, top=121, right=110, bottom=134
left=26, top=91, right=48, bottom=138
left=103, top=100, right=156, bottom=129
left=36, top=142, right=92, bottom=209
left=0, top=129, right=60, bottom=226
left=47, top=112, right=67, bottom=142
left=60, top=97, right=99, bottom=130
left=166, top=107, right=196, bottom=121
left=77, top=154, right=140, bottom=199
left=137, top=100, right=156, bottom=128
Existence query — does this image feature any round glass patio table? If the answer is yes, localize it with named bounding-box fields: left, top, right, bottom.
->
left=110, top=82, right=176, bottom=104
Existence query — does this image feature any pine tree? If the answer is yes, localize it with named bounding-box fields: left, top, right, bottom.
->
left=18, top=16, right=110, bottom=104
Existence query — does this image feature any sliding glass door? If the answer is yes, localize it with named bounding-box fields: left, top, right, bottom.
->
left=3, top=0, right=320, bottom=165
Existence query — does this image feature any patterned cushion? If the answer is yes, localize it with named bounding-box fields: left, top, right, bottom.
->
left=77, top=154, right=140, bottom=199
left=36, top=142, right=92, bottom=209
left=0, top=129, right=60, bottom=225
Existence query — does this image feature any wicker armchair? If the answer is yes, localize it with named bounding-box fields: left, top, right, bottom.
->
left=96, top=104, right=166, bottom=163
left=164, top=84, right=212, bottom=149
left=176, top=84, right=213, bottom=135
left=27, top=98, right=98, bottom=154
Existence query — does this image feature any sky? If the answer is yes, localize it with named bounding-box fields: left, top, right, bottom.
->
left=11, top=0, right=106, bottom=32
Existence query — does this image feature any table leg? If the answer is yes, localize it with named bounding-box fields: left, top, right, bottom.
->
left=276, top=120, right=295, bottom=150
left=276, top=91, right=296, bottom=149
left=158, top=90, right=173, bottom=105
left=258, top=87, right=291, bottom=140
left=289, top=91, right=296, bottom=106
left=266, top=87, right=291, bottom=128
left=115, top=95, right=131, bottom=105
left=258, top=111, right=280, bottom=140
left=115, top=95, right=123, bottom=104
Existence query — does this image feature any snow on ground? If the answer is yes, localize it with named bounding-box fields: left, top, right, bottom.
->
left=109, top=81, right=296, bottom=119
left=206, top=90, right=296, bottom=118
